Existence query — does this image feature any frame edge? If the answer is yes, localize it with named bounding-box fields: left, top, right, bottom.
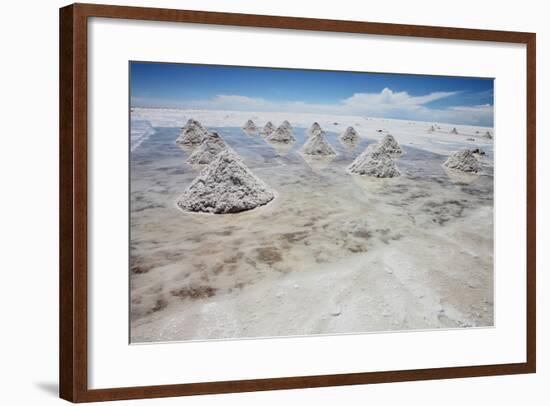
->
left=59, top=2, right=537, bottom=402
left=59, top=4, right=76, bottom=402
left=525, top=32, right=536, bottom=374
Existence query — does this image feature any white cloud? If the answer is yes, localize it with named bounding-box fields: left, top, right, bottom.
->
left=427, top=104, right=494, bottom=126
left=343, top=88, right=458, bottom=108
left=132, top=88, right=493, bottom=126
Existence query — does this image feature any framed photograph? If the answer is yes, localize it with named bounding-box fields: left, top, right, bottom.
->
left=59, top=3, right=536, bottom=402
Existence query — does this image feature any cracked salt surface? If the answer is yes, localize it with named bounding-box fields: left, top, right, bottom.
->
left=130, top=112, right=494, bottom=343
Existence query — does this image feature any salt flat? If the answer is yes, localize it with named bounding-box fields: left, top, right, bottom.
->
left=129, top=108, right=493, bottom=343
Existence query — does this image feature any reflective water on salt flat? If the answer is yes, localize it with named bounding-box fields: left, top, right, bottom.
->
left=130, top=126, right=494, bottom=343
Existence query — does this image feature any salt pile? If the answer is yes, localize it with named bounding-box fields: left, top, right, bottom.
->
left=377, top=134, right=403, bottom=154
left=280, top=120, right=293, bottom=131
left=266, top=124, right=296, bottom=143
left=443, top=149, right=481, bottom=173
left=301, top=131, right=336, bottom=156
left=260, top=121, right=276, bottom=137
left=340, top=126, right=359, bottom=143
left=308, top=122, right=323, bottom=137
left=471, top=147, right=486, bottom=156
left=187, top=131, right=227, bottom=165
left=176, top=119, right=207, bottom=146
left=347, top=144, right=400, bottom=178
left=242, top=120, right=257, bottom=132
left=177, top=150, right=275, bottom=214
left=182, top=118, right=195, bottom=130
left=340, top=126, right=360, bottom=151
left=450, top=127, right=459, bottom=135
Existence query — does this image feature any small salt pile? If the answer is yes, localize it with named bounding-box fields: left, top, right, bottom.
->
left=301, top=131, right=336, bottom=156
left=176, top=119, right=207, bottom=146
left=242, top=120, right=257, bottom=132
left=260, top=121, right=276, bottom=137
left=182, top=118, right=195, bottom=130
left=443, top=149, right=481, bottom=173
left=484, top=131, right=493, bottom=139
left=187, top=131, right=227, bottom=165
left=308, top=122, right=323, bottom=137
left=280, top=120, right=293, bottom=131
left=450, top=127, right=459, bottom=135
left=471, top=147, right=486, bottom=156
left=348, top=144, right=400, bottom=178
left=266, top=124, right=296, bottom=143
left=177, top=149, right=275, bottom=214
left=377, top=134, right=402, bottom=154
left=340, top=126, right=359, bottom=143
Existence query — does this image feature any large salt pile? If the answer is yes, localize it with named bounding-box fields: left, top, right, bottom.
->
left=242, top=120, right=257, bottom=132
left=308, top=122, right=323, bottom=137
left=177, top=150, right=275, bottom=214
left=450, top=127, right=459, bottom=135
left=301, top=131, right=336, bottom=156
left=347, top=144, right=400, bottom=178
left=340, top=126, right=359, bottom=143
left=176, top=119, right=207, bottom=146
left=377, top=134, right=403, bottom=154
left=266, top=124, right=296, bottom=143
left=187, top=131, right=227, bottom=165
left=443, top=149, right=481, bottom=173
left=260, top=121, right=276, bottom=137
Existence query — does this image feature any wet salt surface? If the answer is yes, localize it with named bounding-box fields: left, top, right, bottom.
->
left=130, top=126, right=494, bottom=343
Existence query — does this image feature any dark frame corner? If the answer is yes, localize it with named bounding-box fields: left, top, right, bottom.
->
left=59, top=3, right=536, bottom=402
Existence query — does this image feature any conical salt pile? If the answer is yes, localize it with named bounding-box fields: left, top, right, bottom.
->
left=340, top=126, right=360, bottom=151
left=242, top=120, right=257, bottom=132
left=347, top=144, right=400, bottom=178
left=260, top=121, right=276, bottom=137
left=182, top=118, right=195, bottom=130
left=377, top=134, right=402, bottom=154
left=187, top=131, right=227, bottom=165
left=177, top=150, right=275, bottom=214
left=308, top=122, right=323, bottom=137
left=484, top=131, right=493, bottom=139
left=280, top=120, right=293, bottom=131
left=340, top=126, right=359, bottom=143
left=266, top=124, right=296, bottom=143
left=450, top=127, right=459, bottom=135
left=176, top=119, right=207, bottom=146
left=301, top=131, right=336, bottom=156
left=443, top=149, right=481, bottom=173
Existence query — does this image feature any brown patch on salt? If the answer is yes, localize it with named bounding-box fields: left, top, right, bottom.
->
left=150, top=298, right=167, bottom=313
left=256, top=247, right=283, bottom=265
left=280, top=231, right=308, bottom=243
left=347, top=244, right=368, bottom=253
left=171, top=285, right=217, bottom=300
left=130, top=257, right=153, bottom=274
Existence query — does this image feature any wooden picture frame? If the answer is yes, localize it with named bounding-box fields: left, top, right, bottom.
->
left=59, top=3, right=536, bottom=402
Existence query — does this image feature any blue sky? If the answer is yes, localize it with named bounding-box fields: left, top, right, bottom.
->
left=130, top=62, right=494, bottom=126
